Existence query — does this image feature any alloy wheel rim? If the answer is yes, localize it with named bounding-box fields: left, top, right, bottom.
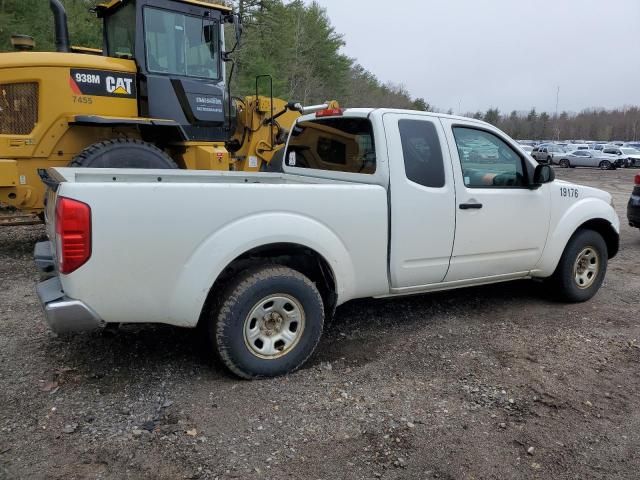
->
left=243, top=294, right=305, bottom=359
left=573, top=246, right=600, bottom=290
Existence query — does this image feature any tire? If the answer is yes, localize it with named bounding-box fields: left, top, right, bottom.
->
left=598, top=160, right=612, bottom=170
left=547, top=229, right=608, bottom=303
left=559, top=159, right=570, bottom=168
left=71, top=138, right=178, bottom=169
left=210, top=265, right=324, bottom=379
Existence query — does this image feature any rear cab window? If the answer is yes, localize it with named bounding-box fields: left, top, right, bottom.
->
left=398, top=119, right=445, bottom=188
left=285, top=117, right=376, bottom=175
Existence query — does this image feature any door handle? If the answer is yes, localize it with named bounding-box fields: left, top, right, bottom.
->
left=459, top=203, right=483, bottom=210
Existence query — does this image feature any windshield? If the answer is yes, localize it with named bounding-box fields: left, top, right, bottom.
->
left=106, top=3, right=136, bottom=58
left=144, top=7, right=221, bottom=80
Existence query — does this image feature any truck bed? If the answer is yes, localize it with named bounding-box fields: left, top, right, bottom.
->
left=46, top=167, right=390, bottom=328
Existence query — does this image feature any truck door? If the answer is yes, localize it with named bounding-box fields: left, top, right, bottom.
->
left=440, top=120, right=551, bottom=282
left=384, top=113, right=457, bottom=288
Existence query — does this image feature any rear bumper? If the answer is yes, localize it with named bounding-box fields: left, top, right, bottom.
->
left=34, top=241, right=103, bottom=334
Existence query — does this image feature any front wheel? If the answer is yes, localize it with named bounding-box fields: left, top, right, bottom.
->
left=209, top=265, right=325, bottom=379
left=547, top=229, right=608, bottom=303
left=559, top=159, right=570, bottom=168
left=599, top=160, right=613, bottom=170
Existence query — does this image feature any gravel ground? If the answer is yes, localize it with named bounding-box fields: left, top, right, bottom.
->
left=0, top=167, right=638, bottom=479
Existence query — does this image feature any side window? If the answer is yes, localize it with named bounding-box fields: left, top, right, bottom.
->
left=398, top=119, right=445, bottom=188
left=285, top=117, right=376, bottom=174
left=452, top=127, right=527, bottom=188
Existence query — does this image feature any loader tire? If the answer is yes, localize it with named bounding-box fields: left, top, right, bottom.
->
left=210, top=265, right=324, bottom=379
left=70, top=139, right=178, bottom=169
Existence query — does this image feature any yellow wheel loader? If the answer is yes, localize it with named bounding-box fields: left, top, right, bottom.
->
left=0, top=0, right=338, bottom=224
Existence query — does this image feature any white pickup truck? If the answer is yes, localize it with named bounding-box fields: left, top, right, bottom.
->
left=35, top=108, right=620, bottom=378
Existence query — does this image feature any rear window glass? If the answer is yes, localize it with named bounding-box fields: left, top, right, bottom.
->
left=285, top=117, right=376, bottom=174
left=398, top=119, right=445, bottom=188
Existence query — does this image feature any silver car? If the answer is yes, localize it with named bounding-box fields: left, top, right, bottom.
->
left=555, top=150, right=618, bottom=170
left=531, top=144, right=565, bottom=164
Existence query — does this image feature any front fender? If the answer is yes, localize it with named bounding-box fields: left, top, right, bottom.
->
left=168, top=212, right=357, bottom=327
left=534, top=198, right=620, bottom=277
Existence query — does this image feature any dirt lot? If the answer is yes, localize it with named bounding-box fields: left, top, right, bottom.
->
left=0, top=167, right=638, bottom=480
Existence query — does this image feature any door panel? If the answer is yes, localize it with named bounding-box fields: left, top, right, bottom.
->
left=384, top=113, right=457, bottom=288
left=441, top=120, right=551, bottom=282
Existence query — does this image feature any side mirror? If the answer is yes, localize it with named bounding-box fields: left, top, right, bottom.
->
left=532, top=164, right=555, bottom=188
left=223, top=13, right=243, bottom=59
left=234, top=14, right=243, bottom=45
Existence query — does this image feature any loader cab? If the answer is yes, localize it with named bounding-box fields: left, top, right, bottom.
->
left=96, top=0, right=234, bottom=142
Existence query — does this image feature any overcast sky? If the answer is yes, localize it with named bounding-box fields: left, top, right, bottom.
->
left=306, top=0, right=640, bottom=114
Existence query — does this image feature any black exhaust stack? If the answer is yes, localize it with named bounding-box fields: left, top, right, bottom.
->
left=49, top=0, right=70, bottom=53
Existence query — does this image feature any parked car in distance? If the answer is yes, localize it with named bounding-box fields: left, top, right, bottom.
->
left=628, top=173, right=640, bottom=231
left=33, top=108, right=620, bottom=378
left=555, top=150, right=618, bottom=170
left=623, top=142, right=640, bottom=150
left=521, top=145, right=534, bottom=154
left=566, top=143, right=590, bottom=151
left=602, top=147, right=640, bottom=168
left=532, top=144, right=565, bottom=164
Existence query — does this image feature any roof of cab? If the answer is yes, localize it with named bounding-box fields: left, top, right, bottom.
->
left=298, top=107, right=491, bottom=127
left=96, top=0, right=232, bottom=14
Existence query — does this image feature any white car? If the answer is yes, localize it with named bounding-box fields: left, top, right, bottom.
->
left=602, top=147, right=640, bottom=167
left=521, top=145, right=534, bottom=154
left=35, top=108, right=620, bottom=378
left=566, top=143, right=590, bottom=151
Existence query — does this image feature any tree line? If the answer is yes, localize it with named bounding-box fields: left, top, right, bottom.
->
left=466, top=107, right=640, bottom=141
left=0, top=0, right=637, bottom=141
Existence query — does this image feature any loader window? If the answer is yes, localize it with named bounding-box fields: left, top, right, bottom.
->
left=144, top=7, right=220, bottom=80
left=286, top=118, right=376, bottom=174
left=106, top=3, right=136, bottom=58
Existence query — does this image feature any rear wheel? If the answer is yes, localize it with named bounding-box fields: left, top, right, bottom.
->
left=71, top=138, right=178, bottom=169
left=209, top=265, right=325, bottom=379
left=559, top=159, right=570, bottom=168
left=547, top=229, right=608, bottom=303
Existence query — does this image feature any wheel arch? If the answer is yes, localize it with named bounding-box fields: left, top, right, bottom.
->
left=70, top=115, right=187, bottom=146
left=167, top=212, right=357, bottom=328
left=198, top=242, right=339, bottom=329
left=534, top=199, right=620, bottom=277
left=577, top=218, right=619, bottom=259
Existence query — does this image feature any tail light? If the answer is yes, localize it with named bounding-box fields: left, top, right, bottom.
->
left=55, top=197, right=91, bottom=274
left=316, top=108, right=344, bottom=118
left=635, top=174, right=640, bottom=186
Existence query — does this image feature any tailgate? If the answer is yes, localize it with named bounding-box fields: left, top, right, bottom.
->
left=40, top=169, right=65, bottom=264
